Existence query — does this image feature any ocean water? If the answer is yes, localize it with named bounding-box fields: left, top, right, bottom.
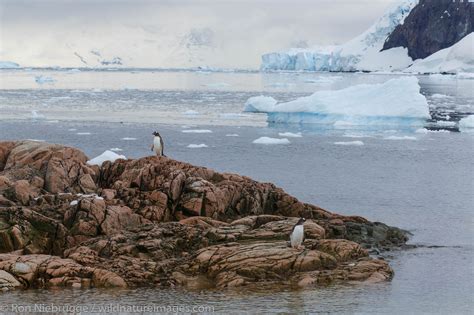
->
left=0, top=69, right=473, bottom=314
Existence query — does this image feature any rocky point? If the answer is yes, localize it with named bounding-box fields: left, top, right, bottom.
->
left=0, top=140, right=408, bottom=291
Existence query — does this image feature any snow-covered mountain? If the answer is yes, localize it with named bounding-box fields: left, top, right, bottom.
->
left=261, top=0, right=418, bottom=72
left=261, top=0, right=473, bottom=74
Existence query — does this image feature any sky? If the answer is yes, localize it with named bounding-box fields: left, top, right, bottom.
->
left=0, top=0, right=397, bottom=69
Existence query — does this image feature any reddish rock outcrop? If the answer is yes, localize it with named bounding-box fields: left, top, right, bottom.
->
left=0, top=141, right=407, bottom=290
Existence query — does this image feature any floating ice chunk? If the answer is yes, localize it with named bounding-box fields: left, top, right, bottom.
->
left=250, top=77, right=429, bottom=126
left=0, top=61, right=20, bottom=68
left=252, top=137, right=290, bottom=145
left=278, top=132, right=302, bottom=138
left=334, top=141, right=364, bottom=146
left=183, top=110, right=200, bottom=116
left=35, top=75, right=56, bottom=84
left=30, top=110, right=45, bottom=120
left=225, top=134, right=239, bottom=137
left=70, top=200, right=78, bottom=206
left=77, top=132, right=91, bottom=135
left=68, top=128, right=77, bottom=131
left=110, top=147, right=123, bottom=152
left=182, top=129, right=212, bottom=133
left=384, top=136, right=417, bottom=140
left=121, top=137, right=137, bottom=140
left=87, top=150, right=126, bottom=166
left=187, top=144, right=208, bottom=148
left=244, top=96, right=277, bottom=113
left=459, top=115, right=474, bottom=129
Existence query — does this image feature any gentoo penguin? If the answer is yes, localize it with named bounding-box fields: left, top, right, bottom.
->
left=290, top=217, right=306, bottom=249
left=151, top=131, right=165, bottom=156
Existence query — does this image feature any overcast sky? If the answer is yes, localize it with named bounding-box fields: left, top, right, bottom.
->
left=0, top=0, right=398, bottom=68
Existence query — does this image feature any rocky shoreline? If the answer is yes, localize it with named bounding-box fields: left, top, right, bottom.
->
left=0, top=140, right=408, bottom=291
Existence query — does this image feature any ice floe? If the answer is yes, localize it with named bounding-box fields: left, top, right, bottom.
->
left=278, top=132, right=302, bottom=138
left=459, top=115, right=474, bottom=130
left=187, top=144, right=208, bottom=148
left=384, top=136, right=417, bottom=140
left=121, top=137, right=137, bottom=140
left=252, top=137, right=290, bottom=145
left=182, top=129, right=213, bottom=133
left=334, top=141, right=364, bottom=146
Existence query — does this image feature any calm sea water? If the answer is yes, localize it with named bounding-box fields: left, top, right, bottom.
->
left=0, top=69, right=473, bottom=314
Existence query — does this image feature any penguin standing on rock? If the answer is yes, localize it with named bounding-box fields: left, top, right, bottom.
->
left=151, top=131, right=165, bottom=156
left=290, top=217, right=306, bottom=249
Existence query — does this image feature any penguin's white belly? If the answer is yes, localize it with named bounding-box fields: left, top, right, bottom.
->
left=153, top=137, right=162, bottom=155
left=290, top=225, right=304, bottom=248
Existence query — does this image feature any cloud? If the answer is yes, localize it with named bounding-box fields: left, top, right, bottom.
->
left=0, top=0, right=394, bottom=68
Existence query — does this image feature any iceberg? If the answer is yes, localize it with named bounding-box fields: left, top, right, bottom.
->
left=35, top=75, right=56, bottom=85
left=182, top=129, right=213, bottom=133
left=244, top=96, right=277, bottom=112
left=252, top=137, right=290, bottom=145
left=261, top=0, right=417, bottom=72
left=0, top=61, right=20, bottom=69
left=187, top=143, right=208, bottom=148
left=334, top=141, right=364, bottom=146
left=87, top=150, right=126, bottom=166
left=245, top=77, right=430, bottom=126
left=459, top=115, right=474, bottom=130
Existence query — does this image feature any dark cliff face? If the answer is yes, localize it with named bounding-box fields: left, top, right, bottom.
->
left=382, top=0, right=473, bottom=60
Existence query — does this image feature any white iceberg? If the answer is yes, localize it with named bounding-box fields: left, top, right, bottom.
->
left=187, top=143, right=208, bottom=148
left=35, top=75, right=56, bottom=85
left=182, top=129, right=213, bottom=133
left=30, top=110, right=46, bottom=120
left=334, top=141, right=364, bottom=146
left=261, top=0, right=417, bottom=72
left=225, top=134, right=239, bottom=137
left=244, top=96, right=277, bottom=113
left=77, top=132, right=92, bottom=135
left=252, top=137, right=290, bottom=145
left=0, top=61, right=20, bottom=69
left=246, top=77, right=430, bottom=126
left=121, top=137, right=137, bottom=140
left=459, top=115, right=474, bottom=129
left=278, top=132, right=302, bottom=138
left=87, top=150, right=126, bottom=166
left=384, top=135, right=417, bottom=140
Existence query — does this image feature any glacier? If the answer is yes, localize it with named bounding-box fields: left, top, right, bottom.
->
left=405, top=33, right=474, bottom=74
left=261, top=0, right=417, bottom=72
left=244, top=77, right=430, bottom=126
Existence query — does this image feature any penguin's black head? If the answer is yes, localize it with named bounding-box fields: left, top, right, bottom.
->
left=152, top=131, right=160, bottom=137
left=297, top=217, right=306, bottom=225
